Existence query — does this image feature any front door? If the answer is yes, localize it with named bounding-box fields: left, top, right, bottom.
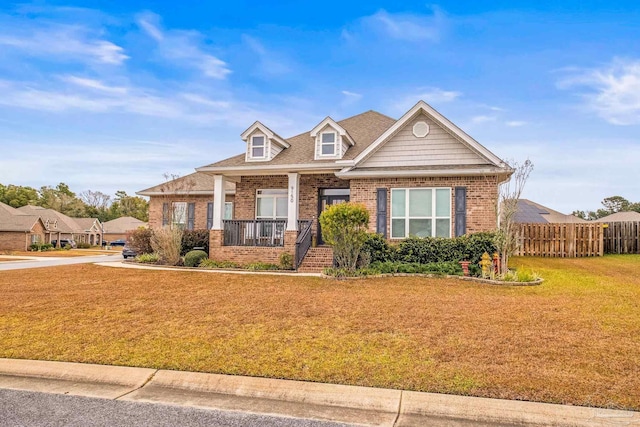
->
left=317, top=188, right=350, bottom=245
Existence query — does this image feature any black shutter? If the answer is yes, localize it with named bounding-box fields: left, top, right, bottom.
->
left=162, top=203, right=169, bottom=226
left=376, top=188, right=387, bottom=238
left=207, top=202, right=213, bottom=229
left=187, top=203, right=196, bottom=230
left=454, top=187, right=467, bottom=237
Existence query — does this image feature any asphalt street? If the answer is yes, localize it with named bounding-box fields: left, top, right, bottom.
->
left=0, top=389, right=354, bottom=427
left=0, top=254, right=123, bottom=271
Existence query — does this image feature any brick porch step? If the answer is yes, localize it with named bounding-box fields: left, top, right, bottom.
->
left=298, top=246, right=334, bottom=273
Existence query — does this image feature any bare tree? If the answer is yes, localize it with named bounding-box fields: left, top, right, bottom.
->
left=496, top=159, right=533, bottom=275
left=80, top=190, right=112, bottom=210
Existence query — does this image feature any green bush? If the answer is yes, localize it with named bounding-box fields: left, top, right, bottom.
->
left=181, top=229, right=210, bottom=256
left=126, top=227, right=153, bottom=255
left=370, top=261, right=463, bottom=275
left=279, top=252, right=293, bottom=270
left=361, top=233, right=396, bottom=263
left=135, top=253, right=159, bottom=264
left=199, top=259, right=240, bottom=269
left=29, top=243, right=53, bottom=251
left=184, top=250, right=208, bottom=267
left=245, top=261, right=280, bottom=271
left=76, top=242, right=91, bottom=249
left=394, top=232, right=498, bottom=266
left=62, top=244, right=72, bottom=250
left=463, top=232, right=499, bottom=265
left=319, top=202, right=369, bottom=271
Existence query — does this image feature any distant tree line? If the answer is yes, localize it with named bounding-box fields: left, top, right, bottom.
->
left=0, top=182, right=148, bottom=222
left=572, top=196, right=640, bottom=220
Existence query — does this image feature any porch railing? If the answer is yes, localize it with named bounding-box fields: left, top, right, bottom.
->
left=223, top=219, right=287, bottom=247
left=295, top=220, right=313, bottom=270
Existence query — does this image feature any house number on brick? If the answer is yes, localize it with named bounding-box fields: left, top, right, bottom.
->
left=290, top=186, right=294, bottom=202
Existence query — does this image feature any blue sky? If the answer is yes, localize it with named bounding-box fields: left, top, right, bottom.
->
left=0, top=1, right=639, bottom=213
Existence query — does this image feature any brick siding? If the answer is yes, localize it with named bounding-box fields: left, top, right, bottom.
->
left=148, top=194, right=235, bottom=230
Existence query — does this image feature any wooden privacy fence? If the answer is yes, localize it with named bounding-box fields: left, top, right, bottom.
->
left=602, top=221, right=640, bottom=254
left=516, top=223, right=604, bottom=257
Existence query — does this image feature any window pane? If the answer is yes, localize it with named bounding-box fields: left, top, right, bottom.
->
left=409, top=189, right=431, bottom=217
left=258, top=189, right=287, bottom=195
left=409, top=219, right=432, bottom=237
left=321, top=133, right=335, bottom=143
left=252, top=136, right=264, bottom=146
left=172, top=202, right=186, bottom=224
left=224, top=202, right=233, bottom=219
left=391, top=189, right=405, bottom=217
left=257, top=197, right=273, bottom=217
left=392, top=219, right=406, bottom=238
left=436, top=189, right=450, bottom=217
left=276, top=197, right=288, bottom=218
left=252, top=147, right=264, bottom=157
left=321, top=143, right=335, bottom=155
left=436, top=219, right=450, bottom=238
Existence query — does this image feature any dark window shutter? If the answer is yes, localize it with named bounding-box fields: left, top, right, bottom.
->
left=162, top=203, right=169, bottom=226
left=454, top=187, right=467, bottom=237
left=207, top=202, right=213, bottom=229
left=187, top=203, right=196, bottom=230
left=376, top=188, right=387, bottom=238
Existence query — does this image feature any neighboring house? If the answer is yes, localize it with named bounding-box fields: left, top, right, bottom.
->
left=17, top=205, right=102, bottom=246
left=137, top=172, right=235, bottom=231
left=183, top=100, right=513, bottom=269
left=0, top=202, right=48, bottom=251
left=514, top=199, right=587, bottom=224
left=103, top=216, right=148, bottom=242
left=593, top=211, right=640, bottom=222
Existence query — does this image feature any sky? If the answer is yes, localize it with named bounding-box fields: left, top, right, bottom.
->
left=0, top=1, right=639, bottom=214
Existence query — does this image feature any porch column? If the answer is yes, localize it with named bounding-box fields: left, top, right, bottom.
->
left=286, top=172, right=300, bottom=231
left=212, top=174, right=226, bottom=230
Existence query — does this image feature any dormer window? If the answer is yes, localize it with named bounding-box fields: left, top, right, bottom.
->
left=251, top=135, right=266, bottom=159
left=320, top=132, right=336, bottom=156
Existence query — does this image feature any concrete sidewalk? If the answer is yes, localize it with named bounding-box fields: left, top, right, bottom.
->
left=0, top=359, right=637, bottom=426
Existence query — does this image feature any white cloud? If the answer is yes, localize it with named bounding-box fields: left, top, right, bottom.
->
left=359, top=8, right=446, bottom=42
left=471, top=115, right=497, bottom=124
left=0, top=25, right=128, bottom=65
left=557, top=58, right=640, bottom=125
left=137, top=12, right=231, bottom=79
left=506, top=120, right=527, bottom=127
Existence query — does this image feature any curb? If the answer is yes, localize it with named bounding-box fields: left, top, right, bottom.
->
left=95, top=261, right=323, bottom=277
left=0, top=358, right=638, bottom=426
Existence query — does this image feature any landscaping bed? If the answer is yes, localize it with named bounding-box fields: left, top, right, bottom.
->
left=0, top=255, right=638, bottom=410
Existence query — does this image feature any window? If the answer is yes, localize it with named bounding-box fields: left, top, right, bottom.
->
left=391, top=188, right=451, bottom=238
left=225, top=202, right=233, bottom=220
left=251, top=135, right=266, bottom=158
left=320, top=132, right=336, bottom=156
left=31, top=234, right=40, bottom=244
left=256, top=189, right=287, bottom=219
left=172, top=202, right=187, bottom=229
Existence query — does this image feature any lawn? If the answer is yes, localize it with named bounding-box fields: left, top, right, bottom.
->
left=5, top=249, right=119, bottom=257
left=0, top=255, right=638, bottom=410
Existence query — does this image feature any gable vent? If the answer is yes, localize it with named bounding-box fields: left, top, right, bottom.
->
left=413, top=121, right=430, bottom=138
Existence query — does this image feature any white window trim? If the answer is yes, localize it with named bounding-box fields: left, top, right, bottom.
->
left=172, top=201, right=187, bottom=229
left=318, top=131, right=338, bottom=157
left=248, top=134, right=268, bottom=161
left=255, top=189, right=288, bottom=219
left=390, top=188, right=451, bottom=239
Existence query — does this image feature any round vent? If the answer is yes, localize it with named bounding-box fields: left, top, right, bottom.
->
left=412, top=121, right=430, bottom=138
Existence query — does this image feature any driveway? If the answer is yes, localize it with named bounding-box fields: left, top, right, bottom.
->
left=0, top=254, right=123, bottom=271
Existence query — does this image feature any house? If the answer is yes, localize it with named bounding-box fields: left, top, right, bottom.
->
left=514, top=199, right=587, bottom=224
left=137, top=172, right=235, bottom=231
left=102, top=216, right=148, bottom=242
left=187, top=100, right=513, bottom=270
left=0, top=202, right=48, bottom=251
left=17, top=205, right=102, bottom=247
left=593, top=211, right=640, bottom=222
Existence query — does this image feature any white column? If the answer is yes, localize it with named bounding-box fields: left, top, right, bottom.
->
left=212, top=175, right=226, bottom=230
left=286, top=172, right=300, bottom=231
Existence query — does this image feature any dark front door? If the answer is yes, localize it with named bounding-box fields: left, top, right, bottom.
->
left=317, top=188, right=350, bottom=245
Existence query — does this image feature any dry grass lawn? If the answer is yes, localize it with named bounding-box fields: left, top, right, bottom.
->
left=0, top=255, right=638, bottom=410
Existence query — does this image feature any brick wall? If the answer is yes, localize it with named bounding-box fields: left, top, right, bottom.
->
left=349, top=175, right=499, bottom=237
left=148, top=194, right=235, bottom=230
left=209, top=229, right=297, bottom=265
left=0, top=232, right=28, bottom=251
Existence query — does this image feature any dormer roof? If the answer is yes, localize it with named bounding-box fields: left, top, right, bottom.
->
left=241, top=121, right=290, bottom=149
left=310, top=117, right=355, bottom=146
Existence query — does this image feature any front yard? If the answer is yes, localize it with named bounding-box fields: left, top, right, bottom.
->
left=0, top=255, right=638, bottom=410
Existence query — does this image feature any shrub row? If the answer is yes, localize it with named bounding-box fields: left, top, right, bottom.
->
left=361, top=232, right=498, bottom=266
left=125, top=228, right=210, bottom=257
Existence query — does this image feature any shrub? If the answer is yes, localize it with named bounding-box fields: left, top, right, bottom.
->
left=279, top=252, right=293, bottom=270
left=319, top=202, right=369, bottom=272
left=199, top=259, right=240, bottom=269
left=245, top=261, right=280, bottom=271
left=184, top=250, right=208, bottom=267
left=394, top=232, right=498, bottom=267
left=181, top=229, right=210, bottom=256
left=76, top=242, right=91, bottom=249
left=29, top=243, right=53, bottom=251
left=502, top=269, right=540, bottom=282
left=361, top=233, right=396, bottom=263
left=463, top=232, right=499, bottom=265
left=127, top=227, right=153, bottom=255
left=135, top=253, right=159, bottom=264
left=151, top=227, right=183, bottom=265
left=62, top=244, right=72, bottom=250
left=370, top=261, right=463, bottom=275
